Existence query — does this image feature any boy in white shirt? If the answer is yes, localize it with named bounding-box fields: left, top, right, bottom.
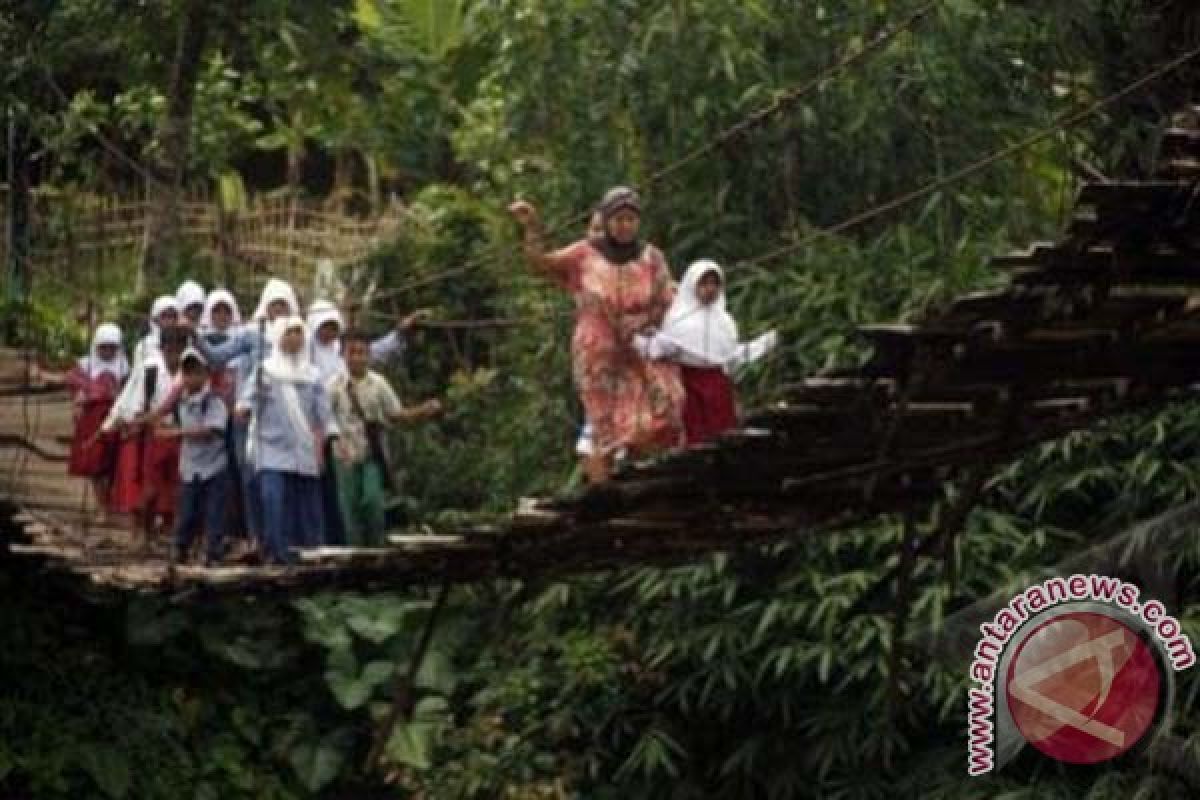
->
left=327, top=330, right=442, bottom=546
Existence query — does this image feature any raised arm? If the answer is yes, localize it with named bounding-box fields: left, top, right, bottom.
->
left=508, top=200, right=588, bottom=288
left=195, top=325, right=258, bottom=368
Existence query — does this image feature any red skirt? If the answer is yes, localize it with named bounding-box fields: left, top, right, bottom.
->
left=109, top=434, right=180, bottom=516
left=68, top=400, right=116, bottom=477
left=681, top=366, right=737, bottom=446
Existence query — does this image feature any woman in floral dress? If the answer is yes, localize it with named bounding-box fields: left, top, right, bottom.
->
left=510, top=187, right=684, bottom=483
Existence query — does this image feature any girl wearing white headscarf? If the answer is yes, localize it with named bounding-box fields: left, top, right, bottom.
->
left=132, top=295, right=180, bottom=368
left=66, top=323, right=130, bottom=511
left=198, top=288, right=244, bottom=404
left=176, top=280, right=207, bottom=326
left=200, top=288, right=243, bottom=332
left=251, top=278, right=300, bottom=322
left=634, top=259, right=778, bottom=444
left=104, top=295, right=180, bottom=492
left=101, top=325, right=189, bottom=549
left=237, top=316, right=339, bottom=564
left=307, top=300, right=346, bottom=385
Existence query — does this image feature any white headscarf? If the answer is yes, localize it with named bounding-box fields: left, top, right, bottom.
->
left=78, top=323, right=129, bottom=382
left=200, top=288, right=242, bottom=332
left=306, top=299, right=345, bottom=384
left=150, top=295, right=179, bottom=330
left=263, top=316, right=318, bottom=384
left=659, top=260, right=740, bottom=367
left=252, top=278, right=300, bottom=322
left=176, top=280, right=207, bottom=316
left=135, top=295, right=179, bottom=364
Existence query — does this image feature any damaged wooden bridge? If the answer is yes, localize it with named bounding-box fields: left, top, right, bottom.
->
left=6, top=123, right=1200, bottom=594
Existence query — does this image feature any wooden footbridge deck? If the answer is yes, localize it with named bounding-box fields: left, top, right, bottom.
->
left=6, top=125, right=1200, bottom=594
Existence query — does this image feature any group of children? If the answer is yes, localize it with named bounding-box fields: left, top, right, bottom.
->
left=66, top=278, right=441, bottom=566
left=65, top=218, right=777, bottom=560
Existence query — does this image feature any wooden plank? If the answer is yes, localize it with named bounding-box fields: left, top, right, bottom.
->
left=1157, top=159, right=1200, bottom=180
left=1158, top=128, right=1200, bottom=159
left=1077, top=181, right=1192, bottom=207
left=990, top=242, right=1057, bottom=270
left=778, top=376, right=895, bottom=405
left=943, top=339, right=1200, bottom=385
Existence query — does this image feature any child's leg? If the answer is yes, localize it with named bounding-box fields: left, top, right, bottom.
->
left=234, top=421, right=262, bottom=546
left=584, top=453, right=610, bottom=484
left=138, top=497, right=158, bottom=552
left=89, top=477, right=110, bottom=523
left=170, top=482, right=203, bottom=563
left=361, top=462, right=387, bottom=547
left=321, top=444, right=346, bottom=546
left=293, top=475, right=325, bottom=548
left=257, top=470, right=291, bottom=565
left=127, top=509, right=143, bottom=550
left=335, top=460, right=364, bottom=547
left=201, top=472, right=229, bottom=565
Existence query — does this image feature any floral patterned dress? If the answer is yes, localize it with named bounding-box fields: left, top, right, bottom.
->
left=543, top=240, right=684, bottom=457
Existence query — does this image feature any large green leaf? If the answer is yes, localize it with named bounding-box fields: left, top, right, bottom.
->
left=326, top=659, right=395, bottom=711
left=384, top=696, right=451, bottom=771
left=288, top=731, right=351, bottom=793
left=77, top=743, right=132, bottom=799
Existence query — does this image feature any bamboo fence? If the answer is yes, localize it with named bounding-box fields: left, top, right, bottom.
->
left=1, top=188, right=407, bottom=299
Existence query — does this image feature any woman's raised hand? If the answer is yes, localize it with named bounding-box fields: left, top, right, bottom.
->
left=507, top=200, right=540, bottom=228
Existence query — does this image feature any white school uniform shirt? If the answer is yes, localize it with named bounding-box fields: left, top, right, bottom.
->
left=633, top=259, right=778, bottom=373
left=176, top=385, right=229, bottom=482
left=237, top=317, right=338, bottom=477
left=327, top=370, right=402, bottom=465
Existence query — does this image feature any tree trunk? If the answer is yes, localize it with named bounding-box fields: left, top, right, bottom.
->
left=138, top=0, right=210, bottom=294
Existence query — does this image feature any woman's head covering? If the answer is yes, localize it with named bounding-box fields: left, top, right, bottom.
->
left=200, top=288, right=242, bottom=332
left=252, top=278, right=300, bottom=322
left=306, top=300, right=343, bottom=338
left=599, top=186, right=641, bottom=219
left=660, top=259, right=739, bottom=367
left=176, top=280, right=207, bottom=316
left=150, top=295, right=179, bottom=325
left=306, top=300, right=346, bottom=383
left=592, top=186, right=643, bottom=265
left=134, top=295, right=179, bottom=363
left=80, top=322, right=130, bottom=381
left=263, top=315, right=318, bottom=384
